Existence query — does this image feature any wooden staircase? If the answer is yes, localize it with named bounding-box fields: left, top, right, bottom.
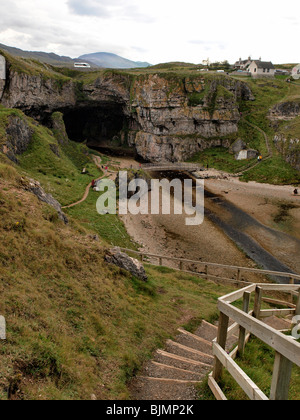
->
left=130, top=320, right=232, bottom=400
left=129, top=315, right=293, bottom=400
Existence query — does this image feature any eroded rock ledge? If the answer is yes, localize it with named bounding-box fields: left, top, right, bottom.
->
left=0, top=64, right=255, bottom=162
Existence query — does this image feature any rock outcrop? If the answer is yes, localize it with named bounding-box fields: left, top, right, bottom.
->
left=274, top=134, right=300, bottom=171
left=0, top=58, right=255, bottom=162
left=105, top=247, right=148, bottom=281
left=84, top=73, right=254, bottom=162
left=0, top=80, right=5, bottom=100
left=269, top=101, right=300, bottom=121
left=1, top=69, right=76, bottom=118
left=1, top=114, right=33, bottom=163
left=22, top=178, right=69, bottom=224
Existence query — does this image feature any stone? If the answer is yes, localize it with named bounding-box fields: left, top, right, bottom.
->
left=230, top=138, right=246, bottom=155
left=22, top=178, right=68, bottom=224
left=247, top=149, right=259, bottom=159
left=269, top=101, right=300, bottom=121
left=105, top=247, right=148, bottom=282
left=2, top=115, right=33, bottom=163
left=50, top=112, right=69, bottom=145
left=274, top=134, right=300, bottom=171
left=0, top=316, right=6, bottom=340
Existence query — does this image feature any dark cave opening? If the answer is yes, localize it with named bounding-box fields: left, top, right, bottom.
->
left=63, top=104, right=129, bottom=149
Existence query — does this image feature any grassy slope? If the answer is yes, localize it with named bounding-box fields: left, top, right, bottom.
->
left=0, top=167, right=231, bottom=400
left=0, top=108, right=233, bottom=400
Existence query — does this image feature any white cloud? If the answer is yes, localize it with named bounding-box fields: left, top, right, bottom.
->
left=0, top=0, right=299, bottom=64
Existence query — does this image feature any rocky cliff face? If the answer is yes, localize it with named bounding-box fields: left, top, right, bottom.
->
left=0, top=61, right=255, bottom=162
left=1, top=114, right=33, bottom=163
left=269, top=101, right=300, bottom=121
left=269, top=100, right=300, bottom=171
left=124, top=74, right=254, bottom=161
left=274, top=134, right=300, bottom=171
left=0, top=80, right=5, bottom=100
left=1, top=69, right=77, bottom=119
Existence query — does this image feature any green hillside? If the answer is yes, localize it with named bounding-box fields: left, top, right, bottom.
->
left=0, top=107, right=232, bottom=399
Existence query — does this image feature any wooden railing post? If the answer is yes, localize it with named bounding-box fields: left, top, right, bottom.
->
left=270, top=287, right=300, bottom=400
left=237, top=269, right=241, bottom=286
left=289, top=278, right=295, bottom=304
left=253, top=286, right=263, bottom=319
left=296, top=289, right=300, bottom=316
left=213, top=312, right=229, bottom=382
left=238, top=291, right=251, bottom=357
left=270, top=352, right=292, bottom=400
left=205, top=265, right=208, bottom=280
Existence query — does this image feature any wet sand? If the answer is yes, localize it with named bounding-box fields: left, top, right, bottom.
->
left=205, top=177, right=300, bottom=275
left=117, top=165, right=300, bottom=282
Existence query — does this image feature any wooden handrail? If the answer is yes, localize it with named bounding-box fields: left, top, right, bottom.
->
left=119, top=247, right=300, bottom=283
left=141, top=163, right=203, bottom=172
left=211, top=284, right=300, bottom=400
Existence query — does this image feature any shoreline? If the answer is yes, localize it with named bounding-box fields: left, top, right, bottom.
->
left=116, top=163, right=300, bottom=281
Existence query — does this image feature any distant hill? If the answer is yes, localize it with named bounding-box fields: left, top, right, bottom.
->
left=0, top=43, right=97, bottom=68
left=0, top=44, right=151, bottom=70
left=78, top=52, right=151, bottom=69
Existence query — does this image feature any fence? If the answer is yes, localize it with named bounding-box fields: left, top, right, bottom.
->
left=141, top=163, right=203, bottom=172
left=121, top=248, right=300, bottom=399
left=209, top=283, right=300, bottom=400
left=119, top=248, right=300, bottom=286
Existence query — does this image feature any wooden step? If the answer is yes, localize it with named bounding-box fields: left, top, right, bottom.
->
left=129, top=376, right=198, bottom=400
left=165, top=340, right=214, bottom=365
left=154, top=349, right=212, bottom=374
left=176, top=328, right=213, bottom=354
left=263, top=316, right=292, bottom=331
left=194, top=320, right=218, bottom=342
left=145, top=361, right=204, bottom=381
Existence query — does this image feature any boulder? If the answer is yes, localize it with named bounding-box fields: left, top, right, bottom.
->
left=22, top=178, right=68, bottom=224
left=3, top=115, right=33, bottom=163
left=105, top=247, right=148, bottom=281
left=230, top=138, right=246, bottom=155
left=247, top=149, right=259, bottom=159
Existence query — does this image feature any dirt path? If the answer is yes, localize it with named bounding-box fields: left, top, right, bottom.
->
left=62, top=155, right=105, bottom=209
left=62, top=155, right=141, bottom=209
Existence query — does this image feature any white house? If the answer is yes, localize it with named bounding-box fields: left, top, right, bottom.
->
left=292, top=64, right=300, bottom=80
left=234, top=57, right=252, bottom=70
left=248, top=60, right=275, bottom=77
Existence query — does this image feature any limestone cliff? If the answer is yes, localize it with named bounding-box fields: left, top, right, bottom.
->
left=124, top=73, right=254, bottom=161
left=1, top=113, right=33, bottom=163
left=1, top=69, right=77, bottom=117
left=269, top=101, right=300, bottom=121
left=0, top=56, right=255, bottom=162
left=269, top=100, right=300, bottom=171
left=274, top=134, right=300, bottom=171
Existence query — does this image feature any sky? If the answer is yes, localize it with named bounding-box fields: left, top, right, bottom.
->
left=0, top=0, right=299, bottom=65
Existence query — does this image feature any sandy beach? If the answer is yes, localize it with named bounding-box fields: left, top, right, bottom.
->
left=117, top=163, right=300, bottom=279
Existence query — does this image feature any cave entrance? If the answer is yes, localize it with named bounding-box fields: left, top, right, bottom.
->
left=63, top=105, right=134, bottom=156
